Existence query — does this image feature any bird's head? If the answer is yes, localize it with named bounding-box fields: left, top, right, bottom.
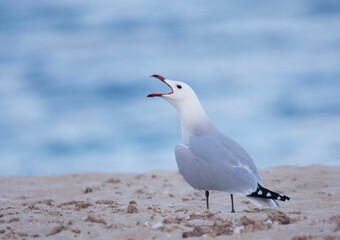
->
left=147, top=74, right=198, bottom=108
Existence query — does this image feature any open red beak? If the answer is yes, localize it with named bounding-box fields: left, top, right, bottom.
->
left=147, top=74, right=173, bottom=97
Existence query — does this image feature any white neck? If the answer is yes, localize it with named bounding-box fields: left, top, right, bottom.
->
left=175, top=97, right=217, bottom=145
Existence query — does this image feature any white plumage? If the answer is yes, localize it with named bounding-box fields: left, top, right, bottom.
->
left=147, top=75, right=289, bottom=211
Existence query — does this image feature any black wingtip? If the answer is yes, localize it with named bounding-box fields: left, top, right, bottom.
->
left=248, top=184, right=291, bottom=202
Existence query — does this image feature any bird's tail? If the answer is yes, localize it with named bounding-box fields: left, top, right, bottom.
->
left=247, top=196, right=279, bottom=208
left=246, top=184, right=290, bottom=208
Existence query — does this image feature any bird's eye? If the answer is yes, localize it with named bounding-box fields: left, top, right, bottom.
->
left=177, top=85, right=182, bottom=89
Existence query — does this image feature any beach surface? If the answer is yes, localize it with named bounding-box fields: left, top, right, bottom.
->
left=0, top=165, right=339, bottom=240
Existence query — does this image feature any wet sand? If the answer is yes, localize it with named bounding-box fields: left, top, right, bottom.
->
left=0, top=165, right=339, bottom=239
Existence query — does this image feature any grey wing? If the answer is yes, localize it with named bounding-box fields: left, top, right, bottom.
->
left=175, top=136, right=258, bottom=195
left=175, top=144, right=208, bottom=190
left=218, top=134, right=263, bottom=185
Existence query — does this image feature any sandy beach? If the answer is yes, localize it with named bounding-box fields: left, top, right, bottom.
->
left=0, top=165, right=339, bottom=240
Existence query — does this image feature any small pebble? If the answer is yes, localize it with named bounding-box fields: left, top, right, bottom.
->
left=151, top=222, right=164, bottom=230
left=84, top=187, right=93, bottom=194
left=127, top=204, right=138, bottom=213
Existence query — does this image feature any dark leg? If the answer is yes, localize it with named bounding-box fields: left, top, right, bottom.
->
left=205, top=191, right=209, bottom=209
left=230, top=194, right=235, bottom=213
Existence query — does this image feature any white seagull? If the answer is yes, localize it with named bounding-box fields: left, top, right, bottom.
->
left=147, top=74, right=290, bottom=212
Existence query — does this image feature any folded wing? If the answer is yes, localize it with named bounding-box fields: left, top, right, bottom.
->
left=218, top=134, right=263, bottom=185
left=175, top=135, right=258, bottom=195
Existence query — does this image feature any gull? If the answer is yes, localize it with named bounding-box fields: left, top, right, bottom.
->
left=147, top=74, right=290, bottom=212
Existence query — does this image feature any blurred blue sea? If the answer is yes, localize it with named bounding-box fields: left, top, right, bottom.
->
left=0, top=0, right=340, bottom=177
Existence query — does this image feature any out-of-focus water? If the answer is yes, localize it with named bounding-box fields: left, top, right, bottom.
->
left=0, top=0, right=340, bottom=177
